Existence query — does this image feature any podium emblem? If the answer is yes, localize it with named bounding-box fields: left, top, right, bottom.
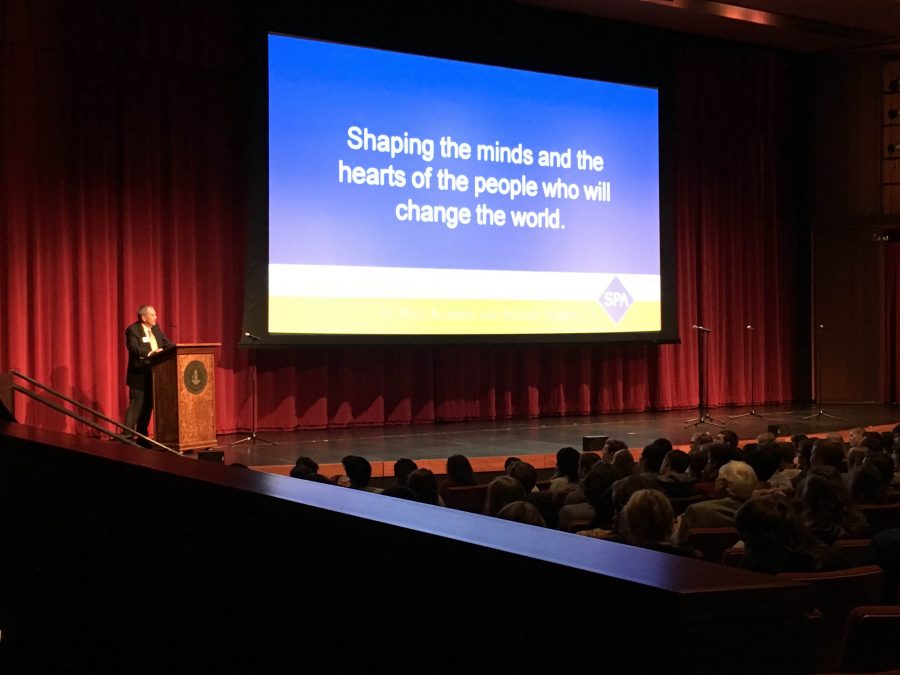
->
left=184, top=360, right=208, bottom=395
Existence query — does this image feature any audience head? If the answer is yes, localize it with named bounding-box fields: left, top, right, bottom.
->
left=810, top=440, right=844, bottom=470
left=555, top=446, right=581, bottom=482
left=776, top=442, right=796, bottom=470
left=756, top=431, right=776, bottom=445
left=799, top=465, right=867, bottom=542
left=484, top=476, right=528, bottom=516
left=583, top=462, right=618, bottom=508
left=407, top=468, right=440, bottom=505
left=653, top=438, right=674, bottom=455
left=743, top=442, right=781, bottom=483
left=687, top=445, right=710, bottom=481
left=393, top=458, right=418, bottom=487
left=790, top=433, right=809, bottom=449
left=863, top=451, right=895, bottom=487
left=706, top=442, right=737, bottom=473
left=601, top=439, right=628, bottom=463
left=797, top=438, right=815, bottom=471
left=735, top=494, right=816, bottom=555
left=850, top=464, right=886, bottom=505
left=578, top=452, right=601, bottom=479
left=715, top=429, right=740, bottom=447
left=508, top=460, right=538, bottom=493
left=716, top=461, right=758, bottom=501
left=846, top=447, right=866, bottom=473
left=504, top=456, right=523, bottom=472
left=290, top=456, right=320, bottom=479
left=848, top=427, right=866, bottom=448
left=497, top=501, right=546, bottom=527
left=610, top=475, right=655, bottom=522
left=640, top=442, right=668, bottom=475
left=611, top=448, right=636, bottom=480
left=341, top=455, right=373, bottom=489
left=660, top=450, right=690, bottom=476
left=861, top=436, right=885, bottom=455
left=446, top=454, right=477, bottom=486
left=620, top=489, right=674, bottom=547
left=690, top=431, right=713, bottom=449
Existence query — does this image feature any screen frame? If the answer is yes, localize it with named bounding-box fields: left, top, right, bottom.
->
left=243, top=26, right=678, bottom=347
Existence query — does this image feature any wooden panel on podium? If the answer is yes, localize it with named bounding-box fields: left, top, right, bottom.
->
left=151, top=343, right=220, bottom=452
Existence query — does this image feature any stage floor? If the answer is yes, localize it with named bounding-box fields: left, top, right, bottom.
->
left=216, top=403, right=899, bottom=472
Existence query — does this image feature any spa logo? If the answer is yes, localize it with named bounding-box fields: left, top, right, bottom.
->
left=600, top=277, right=633, bottom=323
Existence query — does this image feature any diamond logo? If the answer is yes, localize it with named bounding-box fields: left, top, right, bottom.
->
left=599, top=277, right=633, bottom=323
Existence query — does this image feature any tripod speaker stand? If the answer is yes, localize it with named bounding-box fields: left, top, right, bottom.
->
left=230, top=332, right=277, bottom=448
left=802, top=323, right=842, bottom=421
left=685, top=324, right=726, bottom=429
left=729, top=325, right=765, bottom=420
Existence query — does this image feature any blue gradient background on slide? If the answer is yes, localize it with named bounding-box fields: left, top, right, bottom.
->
left=268, top=34, right=659, bottom=275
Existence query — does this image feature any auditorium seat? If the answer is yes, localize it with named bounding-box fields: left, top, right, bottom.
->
left=833, top=539, right=872, bottom=568
left=442, top=484, right=489, bottom=513
left=885, top=489, right=900, bottom=504
left=837, top=606, right=900, bottom=673
left=721, top=547, right=744, bottom=567
left=694, top=481, right=716, bottom=497
left=776, top=565, right=884, bottom=671
left=668, top=494, right=706, bottom=516
left=860, top=503, right=900, bottom=535
left=683, top=527, right=740, bottom=563
left=566, top=518, right=592, bottom=533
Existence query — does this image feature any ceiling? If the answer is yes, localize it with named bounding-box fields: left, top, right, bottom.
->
left=512, top=0, right=900, bottom=52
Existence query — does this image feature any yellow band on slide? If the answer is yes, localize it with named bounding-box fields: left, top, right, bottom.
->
left=269, top=297, right=661, bottom=334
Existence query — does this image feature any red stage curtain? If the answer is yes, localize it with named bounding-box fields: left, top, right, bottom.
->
left=0, top=1, right=805, bottom=434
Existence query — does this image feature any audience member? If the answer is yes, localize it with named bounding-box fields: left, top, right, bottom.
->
left=440, top=454, right=477, bottom=498
left=558, top=462, right=617, bottom=532
left=549, top=446, right=581, bottom=495
left=656, top=450, right=695, bottom=497
left=290, top=456, right=320, bottom=479
left=700, top=442, right=737, bottom=483
left=798, top=466, right=868, bottom=544
left=393, top=458, right=418, bottom=487
left=848, top=426, right=866, bottom=449
left=564, top=452, right=602, bottom=504
left=600, top=439, right=629, bottom=464
left=687, top=445, right=710, bottom=482
left=735, top=494, right=844, bottom=574
left=509, top=461, right=558, bottom=528
left=639, top=442, right=668, bottom=478
left=676, top=461, right=758, bottom=543
left=756, top=431, right=776, bottom=445
left=611, top=448, right=636, bottom=480
left=407, top=468, right=441, bottom=505
left=715, top=429, right=740, bottom=448
left=810, top=439, right=844, bottom=471
left=768, top=442, right=799, bottom=490
left=497, top=501, right=546, bottom=527
left=743, top=442, right=781, bottom=487
left=341, top=455, right=382, bottom=493
left=619, top=489, right=693, bottom=557
left=850, top=464, right=887, bottom=505
left=484, top=476, right=528, bottom=517
left=381, top=486, right=421, bottom=502
left=578, top=475, right=654, bottom=539
left=504, top=456, right=522, bottom=472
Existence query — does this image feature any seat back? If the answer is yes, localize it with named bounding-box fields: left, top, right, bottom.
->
left=833, top=539, right=871, bottom=568
left=860, top=503, right=900, bottom=534
left=668, top=494, right=706, bottom=516
left=684, top=527, right=740, bottom=563
left=567, top=518, right=592, bottom=533
left=777, top=565, right=884, bottom=671
left=721, top=547, right=744, bottom=567
left=837, top=605, right=900, bottom=673
left=442, top=484, right=489, bottom=514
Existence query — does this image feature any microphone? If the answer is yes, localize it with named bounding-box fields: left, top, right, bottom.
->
left=817, top=324, right=824, bottom=330
left=691, top=324, right=712, bottom=333
left=746, top=325, right=755, bottom=331
left=243, top=331, right=263, bottom=342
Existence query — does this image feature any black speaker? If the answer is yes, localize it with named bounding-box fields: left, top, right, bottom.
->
left=582, top=435, right=609, bottom=453
left=197, top=450, right=225, bottom=463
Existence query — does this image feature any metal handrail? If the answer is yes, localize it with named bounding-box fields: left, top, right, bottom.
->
left=5, top=370, right=180, bottom=455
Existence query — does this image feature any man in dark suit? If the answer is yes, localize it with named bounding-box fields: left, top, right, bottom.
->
left=124, top=305, right=173, bottom=441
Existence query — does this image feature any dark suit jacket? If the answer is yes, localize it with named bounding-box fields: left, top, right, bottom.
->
left=125, top=321, right=173, bottom=390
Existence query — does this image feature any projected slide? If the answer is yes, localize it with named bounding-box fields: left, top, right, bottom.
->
left=268, top=34, right=661, bottom=335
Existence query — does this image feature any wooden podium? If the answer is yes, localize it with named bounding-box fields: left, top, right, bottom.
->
left=151, top=343, right=220, bottom=452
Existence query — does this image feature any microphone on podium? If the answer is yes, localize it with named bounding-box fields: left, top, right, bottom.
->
left=746, top=325, right=754, bottom=331
left=691, top=324, right=712, bottom=333
left=243, top=331, right=263, bottom=342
